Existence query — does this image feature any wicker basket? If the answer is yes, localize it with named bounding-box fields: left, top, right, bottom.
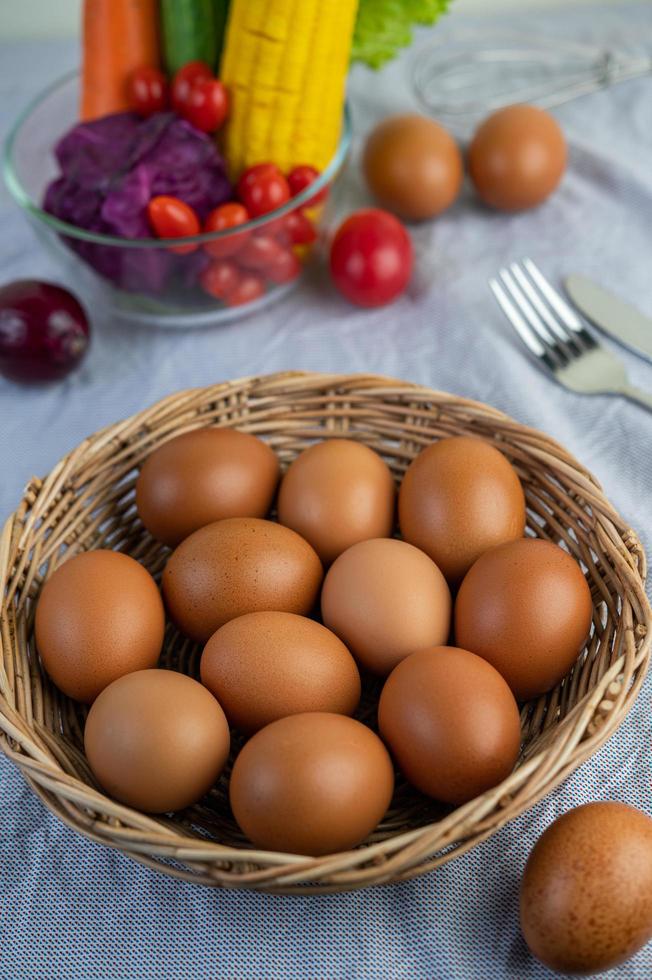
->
left=1, top=371, right=650, bottom=893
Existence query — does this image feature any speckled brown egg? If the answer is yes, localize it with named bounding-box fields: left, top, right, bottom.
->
left=84, top=669, right=230, bottom=813
left=378, top=646, right=520, bottom=804
left=135, top=427, right=280, bottom=547
left=321, top=538, right=451, bottom=675
left=35, top=550, right=165, bottom=703
left=399, top=436, right=526, bottom=584
left=520, top=802, right=652, bottom=974
left=468, top=104, right=567, bottom=211
left=162, top=517, right=323, bottom=643
left=200, top=611, right=361, bottom=733
left=455, top=538, right=593, bottom=701
left=277, top=439, right=395, bottom=564
left=229, top=712, right=394, bottom=855
left=363, top=114, right=463, bottom=221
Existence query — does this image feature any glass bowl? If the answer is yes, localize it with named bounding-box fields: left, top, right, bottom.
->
left=3, top=72, right=351, bottom=329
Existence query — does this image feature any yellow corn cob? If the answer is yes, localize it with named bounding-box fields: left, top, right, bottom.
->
left=219, top=0, right=358, bottom=177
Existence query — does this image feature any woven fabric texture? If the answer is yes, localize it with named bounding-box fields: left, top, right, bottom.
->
left=1, top=3, right=651, bottom=977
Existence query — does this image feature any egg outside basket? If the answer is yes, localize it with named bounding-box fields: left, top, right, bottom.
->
left=1, top=371, right=650, bottom=893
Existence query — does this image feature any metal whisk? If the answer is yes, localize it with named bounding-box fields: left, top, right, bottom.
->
left=412, top=30, right=651, bottom=133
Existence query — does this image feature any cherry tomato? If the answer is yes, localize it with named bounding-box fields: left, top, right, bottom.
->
left=128, top=67, right=168, bottom=117
left=200, top=259, right=240, bottom=300
left=237, top=234, right=285, bottom=270
left=147, top=196, right=200, bottom=254
left=226, top=273, right=266, bottom=307
left=329, top=208, right=413, bottom=307
left=287, top=164, right=327, bottom=204
left=265, top=219, right=287, bottom=239
left=284, top=210, right=317, bottom=245
left=182, top=78, right=229, bottom=133
left=266, top=249, right=301, bottom=285
left=238, top=163, right=281, bottom=196
left=171, top=60, right=212, bottom=111
left=204, top=203, right=250, bottom=258
left=237, top=165, right=290, bottom=218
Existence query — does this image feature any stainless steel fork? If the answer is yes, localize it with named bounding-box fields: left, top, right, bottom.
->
left=489, top=259, right=652, bottom=412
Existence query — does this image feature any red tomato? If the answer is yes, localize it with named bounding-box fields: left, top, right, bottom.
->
left=226, top=273, right=265, bottom=307
left=284, top=210, right=317, bottom=245
left=266, top=249, right=301, bottom=284
left=262, top=216, right=287, bottom=239
left=204, top=203, right=250, bottom=257
left=128, top=67, right=168, bottom=117
left=171, top=61, right=212, bottom=110
left=182, top=78, right=229, bottom=133
left=287, top=164, right=326, bottom=204
left=237, top=165, right=290, bottom=218
left=238, top=163, right=281, bottom=195
left=147, top=196, right=200, bottom=254
left=329, top=208, right=413, bottom=307
left=200, top=259, right=241, bottom=300
left=237, top=234, right=285, bottom=270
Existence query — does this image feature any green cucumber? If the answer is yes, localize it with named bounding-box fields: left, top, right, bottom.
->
left=161, top=0, right=218, bottom=75
left=213, top=1, right=231, bottom=68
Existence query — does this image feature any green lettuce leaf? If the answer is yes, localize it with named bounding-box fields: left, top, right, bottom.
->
left=352, top=0, right=451, bottom=69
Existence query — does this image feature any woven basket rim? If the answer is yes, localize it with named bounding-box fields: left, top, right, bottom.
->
left=1, top=370, right=650, bottom=892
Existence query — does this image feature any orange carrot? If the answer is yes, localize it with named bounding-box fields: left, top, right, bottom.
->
left=81, top=0, right=161, bottom=121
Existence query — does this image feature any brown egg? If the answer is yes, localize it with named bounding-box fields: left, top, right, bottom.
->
left=363, top=114, right=463, bottom=221
left=398, top=436, right=526, bottom=584
left=200, top=611, right=361, bottom=733
left=520, top=802, right=652, bottom=974
left=135, top=427, right=280, bottom=547
left=468, top=104, right=567, bottom=211
left=35, top=550, right=165, bottom=703
left=229, top=712, right=394, bottom=855
left=321, top=538, right=451, bottom=675
left=84, top=669, right=230, bottom=813
left=378, top=646, right=520, bottom=804
left=455, top=538, right=593, bottom=701
left=162, top=517, right=322, bottom=643
left=277, top=439, right=395, bottom=564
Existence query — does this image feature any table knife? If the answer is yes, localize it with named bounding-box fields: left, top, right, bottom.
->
left=565, top=274, right=652, bottom=363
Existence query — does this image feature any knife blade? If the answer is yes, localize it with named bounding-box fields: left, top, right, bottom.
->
left=565, top=274, right=652, bottom=363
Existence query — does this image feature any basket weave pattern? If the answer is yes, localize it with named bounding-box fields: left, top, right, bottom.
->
left=1, top=371, right=650, bottom=893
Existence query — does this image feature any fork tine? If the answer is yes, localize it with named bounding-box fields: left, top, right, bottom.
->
left=523, top=259, right=582, bottom=330
left=498, top=268, right=569, bottom=365
left=489, top=278, right=557, bottom=371
left=523, top=258, right=598, bottom=349
left=509, top=262, right=574, bottom=345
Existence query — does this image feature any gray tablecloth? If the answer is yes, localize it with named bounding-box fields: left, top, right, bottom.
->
left=1, top=4, right=651, bottom=978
